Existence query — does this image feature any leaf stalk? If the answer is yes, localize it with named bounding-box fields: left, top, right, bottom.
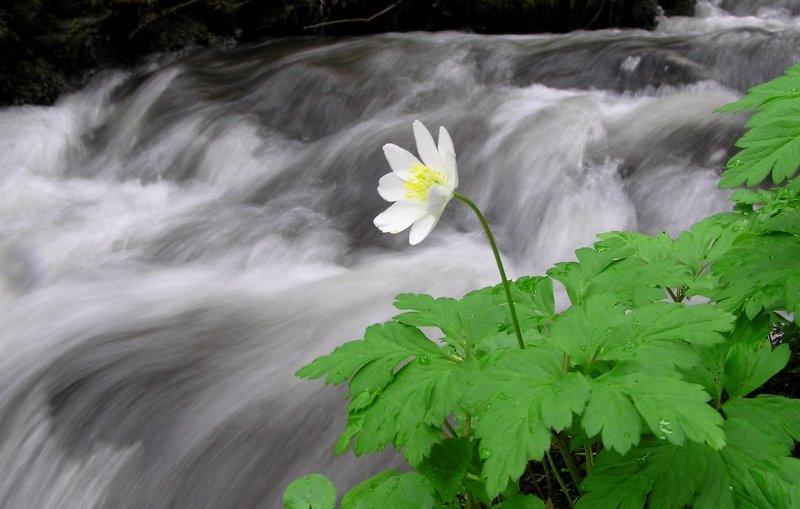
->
left=454, top=192, right=525, bottom=350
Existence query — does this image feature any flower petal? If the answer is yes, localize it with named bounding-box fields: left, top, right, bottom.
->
left=437, top=126, right=458, bottom=188
left=412, top=120, right=444, bottom=172
left=374, top=200, right=426, bottom=234
left=377, top=173, right=406, bottom=202
left=383, top=144, right=421, bottom=180
left=426, top=184, right=453, bottom=219
left=409, top=214, right=439, bottom=245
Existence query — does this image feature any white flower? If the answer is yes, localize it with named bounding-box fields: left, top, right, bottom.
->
left=374, top=120, right=458, bottom=245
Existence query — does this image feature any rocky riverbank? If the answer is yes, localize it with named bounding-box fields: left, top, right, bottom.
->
left=0, top=0, right=695, bottom=106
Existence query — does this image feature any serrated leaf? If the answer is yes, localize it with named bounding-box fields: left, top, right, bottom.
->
left=548, top=294, right=625, bottom=367
left=283, top=473, right=337, bottom=509
left=724, top=396, right=800, bottom=455
left=462, top=347, right=588, bottom=498
left=335, top=413, right=363, bottom=455
left=342, top=472, right=443, bottom=509
left=547, top=246, right=617, bottom=304
left=691, top=397, right=800, bottom=508
left=394, top=291, right=506, bottom=355
left=582, top=395, right=800, bottom=509
left=598, top=302, right=734, bottom=369
left=588, top=363, right=725, bottom=451
left=719, top=63, right=800, bottom=187
left=550, top=238, right=693, bottom=307
left=615, top=301, right=733, bottom=346
left=581, top=380, right=642, bottom=455
left=724, top=340, right=791, bottom=399
left=297, top=321, right=443, bottom=388
left=721, top=99, right=800, bottom=187
left=342, top=471, right=442, bottom=509
left=512, top=276, right=556, bottom=320
left=711, top=235, right=800, bottom=317
left=719, top=63, right=800, bottom=112
left=578, top=438, right=706, bottom=509
left=341, top=470, right=398, bottom=509
left=356, top=357, right=463, bottom=466
left=416, top=438, right=473, bottom=501
left=746, top=458, right=800, bottom=509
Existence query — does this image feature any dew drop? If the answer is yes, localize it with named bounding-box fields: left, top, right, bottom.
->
left=604, top=327, right=613, bottom=336
left=497, top=392, right=510, bottom=401
left=418, top=355, right=430, bottom=365
left=658, top=419, right=674, bottom=438
left=479, top=448, right=492, bottom=460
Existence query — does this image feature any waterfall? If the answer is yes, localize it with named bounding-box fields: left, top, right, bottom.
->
left=0, top=3, right=797, bottom=507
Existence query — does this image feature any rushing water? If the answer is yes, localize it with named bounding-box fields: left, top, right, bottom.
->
left=0, top=1, right=798, bottom=507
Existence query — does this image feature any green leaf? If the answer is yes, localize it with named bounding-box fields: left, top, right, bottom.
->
left=724, top=340, right=791, bottom=399
left=548, top=294, right=625, bottom=368
left=578, top=438, right=706, bottom=509
left=356, top=357, right=463, bottom=465
left=394, top=291, right=506, bottom=355
left=719, top=63, right=800, bottom=187
left=719, top=63, right=800, bottom=112
left=723, top=396, right=800, bottom=456
left=416, top=438, right=473, bottom=501
left=494, top=494, right=545, bottom=509
left=511, top=276, right=556, bottom=320
left=586, top=363, right=726, bottom=451
left=581, top=396, right=800, bottom=509
left=598, top=302, right=734, bottom=369
left=581, top=380, right=642, bottom=455
left=335, top=413, right=363, bottom=455
left=297, top=321, right=443, bottom=389
left=463, top=347, right=589, bottom=498
left=746, top=458, right=800, bottom=509
left=711, top=234, right=800, bottom=317
left=342, top=472, right=441, bottom=509
left=785, top=272, right=800, bottom=316
left=341, top=470, right=398, bottom=509
left=692, top=396, right=800, bottom=508
left=283, top=473, right=337, bottom=509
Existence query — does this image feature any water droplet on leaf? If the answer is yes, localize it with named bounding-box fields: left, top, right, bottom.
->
left=497, top=392, right=510, bottom=401
left=418, top=355, right=430, bottom=365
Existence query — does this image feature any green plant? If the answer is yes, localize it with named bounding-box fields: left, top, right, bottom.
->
left=283, top=64, right=800, bottom=508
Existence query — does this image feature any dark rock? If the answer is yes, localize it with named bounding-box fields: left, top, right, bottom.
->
left=0, top=0, right=683, bottom=106
left=659, top=0, right=697, bottom=16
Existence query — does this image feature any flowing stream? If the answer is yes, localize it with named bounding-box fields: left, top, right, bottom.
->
left=0, top=1, right=798, bottom=507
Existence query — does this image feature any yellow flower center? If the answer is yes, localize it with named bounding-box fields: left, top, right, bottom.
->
left=404, top=162, right=446, bottom=201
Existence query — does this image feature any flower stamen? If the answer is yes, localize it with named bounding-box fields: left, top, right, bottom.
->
left=403, top=162, right=446, bottom=201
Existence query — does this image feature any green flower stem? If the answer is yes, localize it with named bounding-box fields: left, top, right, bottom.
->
left=555, top=432, right=584, bottom=494
left=545, top=449, right=575, bottom=509
left=584, top=444, right=595, bottom=474
left=453, top=192, right=525, bottom=350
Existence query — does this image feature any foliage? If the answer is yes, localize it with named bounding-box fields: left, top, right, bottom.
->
left=284, top=65, right=800, bottom=507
